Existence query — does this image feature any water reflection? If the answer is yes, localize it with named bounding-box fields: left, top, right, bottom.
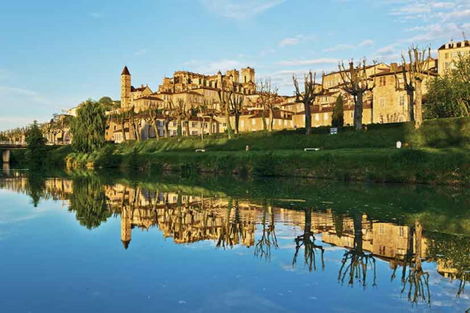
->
left=0, top=171, right=469, bottom=311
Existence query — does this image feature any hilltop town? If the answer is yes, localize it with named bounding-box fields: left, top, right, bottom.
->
left=1, top=40, right=469, bottom=145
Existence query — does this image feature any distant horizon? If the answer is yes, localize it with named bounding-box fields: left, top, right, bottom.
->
left=1, top=0, right=469, bottom=130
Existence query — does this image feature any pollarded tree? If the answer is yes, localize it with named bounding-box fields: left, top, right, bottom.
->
left=229, top=92, right=244, bottom=134
left=338, top=60, right=375, bottom=131
left=400, top=46, right=431, bottom=128
left=71, top=99, right=106, bottom=153
left=293, top=71, right=320, bottom=135
left=332, top=94, right=344, bottom=128
left=217, top=83, right=233, bottom=139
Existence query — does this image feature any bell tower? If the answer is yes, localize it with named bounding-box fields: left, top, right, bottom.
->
left=121, top=66, right=131, bottom=108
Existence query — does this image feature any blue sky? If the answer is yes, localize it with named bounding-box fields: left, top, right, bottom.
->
left=1, top=0, right=469, bottom=130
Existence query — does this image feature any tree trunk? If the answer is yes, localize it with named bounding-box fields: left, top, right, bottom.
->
left=225, top=105, right=232, bottom=139
left=121, top=120, right=126, bottom=142
left=176, top=118, right=182, bottom=137
left=354, top=93, right=364, bottom=131
left=262, top=109, right=267, bottom=131
left=407, top=89, right=415, bottom=123
left=185, top=120, right=190, bottom=137
left=234, top=114, right=240, bottom=134
left=414, top=79, right=423, bottom=129
left=209, top=118, right=214, bottom=135
left=151, top=120, right=160, bottom=140
left=268, top=109, right=274, bottom=132
left=164, top=120, right=170, bottom=138
left=304, top=102, right=312, bottom=135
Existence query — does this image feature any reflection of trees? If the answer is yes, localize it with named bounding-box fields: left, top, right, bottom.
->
left=69, top=176, right=111, bottom=229
left=254, top=201, right=278, bottom=261
left=216, top=199, right=244, bottom=249
left=26, top=171, right=46, bottom=207
left=338, top=213, right=376, bottom=287
left=427, top=229, right=470, bottom=298
left=391, top=221, right=430, bottom=304
left=292, top=207, right=324, bottom=272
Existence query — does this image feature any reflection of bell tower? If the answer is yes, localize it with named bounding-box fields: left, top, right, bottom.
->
left=121, top=206, right=132, bottom=249
left=121, top=66, right=131, bottom=108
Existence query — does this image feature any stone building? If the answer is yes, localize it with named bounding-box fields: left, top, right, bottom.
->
left=438, top=40, right=470, bottom=76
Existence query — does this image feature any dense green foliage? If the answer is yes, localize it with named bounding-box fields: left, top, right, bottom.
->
left=332, top=94, right=344, bottom=128
left=71, top=100, right=106, bottom=153
left=24, top=121, right=47, bottom=168
left=68, top=175, right=111, bottom=229
left=425, top=55, right=470, bottom=118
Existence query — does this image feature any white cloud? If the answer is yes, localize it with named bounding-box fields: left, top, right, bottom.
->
left=278, top=58, right=339, bottom=66
left=323, top=44, right=354, bottom=53
left=359, top=39, right=375, bottom=47
left=201, top=0, right=285, bottom=19
left=279, top=37, right=300, bottom=47
left=182, top=59, right=247, bottom=74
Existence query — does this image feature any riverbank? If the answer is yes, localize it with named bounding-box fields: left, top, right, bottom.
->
left=11, top=117, right=470, bottom=185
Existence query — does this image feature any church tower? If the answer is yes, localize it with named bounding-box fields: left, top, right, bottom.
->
left=121, top=206, right=132, bottom=249
left=121, top=66, right=131, bottom=108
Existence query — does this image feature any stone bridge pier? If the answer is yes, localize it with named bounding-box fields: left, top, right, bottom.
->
left=2, top=150, right=10, bottom=164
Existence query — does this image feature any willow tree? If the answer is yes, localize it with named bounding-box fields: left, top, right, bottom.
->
left=400, top=46, right=431, bottom=128
left=293, top=71, right=319, bottom=135
left=338, top=60, right=375, bottom=131
left=71, top=100, right=106, bottom=153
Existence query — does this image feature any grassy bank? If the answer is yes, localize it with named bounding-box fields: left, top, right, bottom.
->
left=28, top=117, right=470, bottom=185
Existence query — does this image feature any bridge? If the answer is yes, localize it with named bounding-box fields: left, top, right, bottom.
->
left=0, top=142, right=27, bottom=164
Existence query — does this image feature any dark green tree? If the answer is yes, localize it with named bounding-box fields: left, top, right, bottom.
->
left=332, top=94, right=344, bottom=128
left=69, top=175, right=111, bottom=229
left=24, top=121, right=47, bottom=168
left=98, top=96, right=117, bottom=111
left=71, top=99, right=106, bottom=153
left=425, top=54, right=470, bottom=118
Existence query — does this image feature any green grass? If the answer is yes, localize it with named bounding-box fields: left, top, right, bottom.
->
left=46, top=117, right=470, bottom=185
left=113, top=117, right=470, bottom=154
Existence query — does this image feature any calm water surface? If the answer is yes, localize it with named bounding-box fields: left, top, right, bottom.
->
left=0, top=169, right=469, bottom=313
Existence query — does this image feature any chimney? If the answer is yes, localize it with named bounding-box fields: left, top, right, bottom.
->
left=390, top=63, right=398, bottom=72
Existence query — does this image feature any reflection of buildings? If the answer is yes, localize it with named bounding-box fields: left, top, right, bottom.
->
left=0, top=176, right=468, bottom=284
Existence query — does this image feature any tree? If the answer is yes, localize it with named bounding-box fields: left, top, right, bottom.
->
left=425, top=54, right=470, bottom=118
left=229, top=92, right=244, bottom=134
left=71, top=99, right=106, bottom=153
left=338, top=60, right=375, bottom=131
left=292, top=207, right=325, bottom=272
left=69, top=175, right=111, bottom=229
left=256, top=79, right=282, bottom=132
left=293, top=71, right=319, bottom=135
left=217, top=85, right=233, bottom=139
left=24, top=121, right=47, bottom=168
left=145, top=101, right=162, bottom=140
left=332, top=94, right=344, bottom=128
left=98, top=96, right=117, bottom=111
left=338, top=213, right=376, bottom=287
left=400, top=46, right=431, bottom=128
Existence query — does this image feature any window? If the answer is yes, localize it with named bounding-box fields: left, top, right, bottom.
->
left=192, top=122, right=197, bottom=127
left=315, top=114, right=319, bottom=121
left=399, top=95, right=405, bottom=106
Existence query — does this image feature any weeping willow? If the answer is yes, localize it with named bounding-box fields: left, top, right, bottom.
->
left=71, top=100, right=106, bottom=153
